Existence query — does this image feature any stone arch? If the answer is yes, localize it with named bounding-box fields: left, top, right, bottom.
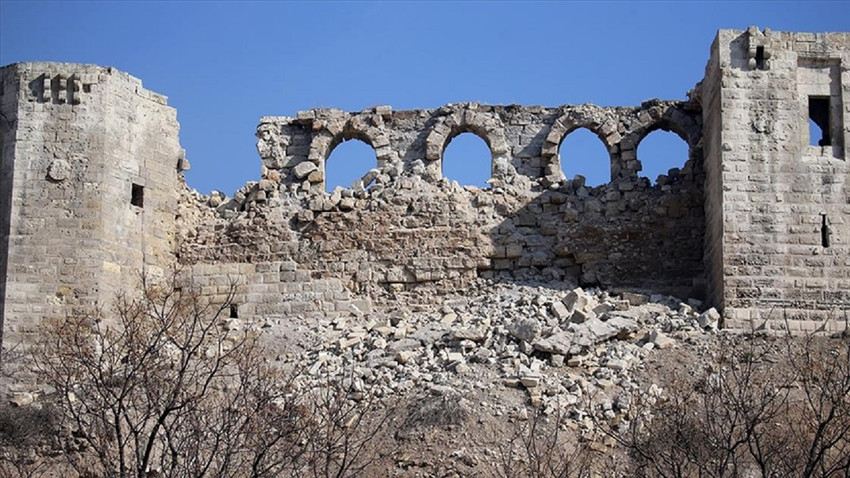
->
left=304, top=113, right=394, bottom=193
left=324, top=137, right=380, bottom=192
left=636, top=128, right=690, bottom=184
left=626, top=105, right=703, bottom=182
left=557, top=126, right=614, bottom=186
left=633, top=118, right=693, bottom=147
left=424, top=106, right=511, bottom=182
left=442, top=132, right=493, bottom=187
left=541, top=110, right=616, bottom=184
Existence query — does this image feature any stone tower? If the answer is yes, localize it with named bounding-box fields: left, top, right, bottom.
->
left=702, top=28, right=850, bottom=332
left=0, top=62, right=183, bottom=347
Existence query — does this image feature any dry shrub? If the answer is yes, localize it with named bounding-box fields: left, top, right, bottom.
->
left=0, top=402, right=63, bottom=477
left=29, top=272, right=392, bottom=478
left=491, top=407, right=600, bottom=478
left=299, top=372, right=397, bottom=478
left=607, top=334, right=850, bottom=478
left=399, top=388, right=470, bottom=434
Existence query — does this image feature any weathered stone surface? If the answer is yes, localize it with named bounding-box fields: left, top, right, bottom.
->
left=509, top=318, right=542, bottom=344
left=572, top=319, right=620, bottom=347
left=698, top=308, right=720, bottom=329
left=293, top=161, right=318, bottom=179
left=649, top=330, right=676, bottom=349
left=387, top=338, right=421, bottom=353
left=550, top=300, right=570, bottom=321
left=1, top=27, right=849, bottom=394
left=533, top=331, right=575, bottom=356
left=47, top=159, right=70, bottom=181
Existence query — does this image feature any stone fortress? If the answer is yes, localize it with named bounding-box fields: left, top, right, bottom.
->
left=1, top=27, right=848, bottom=352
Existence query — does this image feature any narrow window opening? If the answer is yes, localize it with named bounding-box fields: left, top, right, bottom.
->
left=442, top=132, right=492, bottom=188
left=558, top=127, right=610, bottom=187
left=808, top=97, right=831, bottom=146
left=229, top=304, right=239, bottom=319
left=130, top=183, right=144, bottom=208
left=821, top=214, right=831, bottom=248
left=755, top=46, right=765, bottom=70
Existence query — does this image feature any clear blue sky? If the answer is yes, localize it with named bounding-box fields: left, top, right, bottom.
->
left=2, top=1, right=848, bottom=194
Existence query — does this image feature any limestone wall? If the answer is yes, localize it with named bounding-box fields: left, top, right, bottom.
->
left=0, top=62, right=182, bottom=347
left=2, top=27, right=849, bottom=345
left=177, top=99, right=706, bottom=321
left=703, top=28, right=850, bottom=332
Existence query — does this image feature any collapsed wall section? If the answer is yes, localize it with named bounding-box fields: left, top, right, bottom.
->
left=0, top=62, right=183, bottom=347
left=178, top=101, right=706, bottom=320
left=5, top=27, right=847, bottom=346
left=703, top=28, right=850, bottom=332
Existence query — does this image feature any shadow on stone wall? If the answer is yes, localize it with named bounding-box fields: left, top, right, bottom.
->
left=483, top=179, right=706, bottom=301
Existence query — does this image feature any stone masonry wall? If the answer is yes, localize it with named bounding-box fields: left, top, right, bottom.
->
left=176, top=100, right=706, bottom=321
left=2, top=28, right=849, bottom=350
left=0, top=62, right=182, bottom=348
left=703, top=28, right=850, bottom=333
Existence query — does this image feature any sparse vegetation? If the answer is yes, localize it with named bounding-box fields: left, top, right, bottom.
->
left=602, top=334, right=850, bottom=478
left=0, top=402, right=60, bottom=478
left=491, top=408, right=599, bottom=478
left=2, top=272, right=848, bottom=477
left=1, top=272, right=392, bottom=478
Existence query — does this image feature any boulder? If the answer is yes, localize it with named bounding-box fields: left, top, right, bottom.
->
left=533, top=331, right=575, bottom=356
left=293, top=161, right=318, bottom=179
left=510, top=317, right=541, bottom=343
left=698, top=308, right=720, bottom=329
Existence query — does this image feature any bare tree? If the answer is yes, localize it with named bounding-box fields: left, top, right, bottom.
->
left=298, top=371, right=396, bottom=478
left=784, top=336, right=850, bottom=478
left=492, top=407, right=598, bottom=478
left=32, top=273, right=311, bottom=477
left=603, top=333, right=850, bottom=478
left=29, top=271, right=396, bottom=477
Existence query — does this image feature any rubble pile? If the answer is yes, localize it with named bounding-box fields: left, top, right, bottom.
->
left=264, top=280, right=719, bottom=431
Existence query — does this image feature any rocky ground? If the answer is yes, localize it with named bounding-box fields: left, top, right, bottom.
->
left=251, top=279, right=731, bottom=476
left=5, top=279, right=845, bottom=477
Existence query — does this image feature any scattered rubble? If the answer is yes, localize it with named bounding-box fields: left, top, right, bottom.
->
left=261, top=280, right=719, bottom=435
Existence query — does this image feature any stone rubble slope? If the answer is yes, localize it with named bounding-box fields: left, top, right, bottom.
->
left=248, top=280, right=719, bottom=434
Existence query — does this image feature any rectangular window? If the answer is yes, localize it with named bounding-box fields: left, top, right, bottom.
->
left=808, top=96, right=831, bottom=147
left=131, top=183, right=144, bottom=208
left=755, top=46, right=765, bottom=70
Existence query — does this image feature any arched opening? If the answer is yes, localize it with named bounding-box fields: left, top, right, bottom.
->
left=558, top=127, right=610, bottom=187
left=637, top=129, right=689, bottom=185
left=324, top=138, right=377, bottom=193
left=442, top=132, right=492, bottom=188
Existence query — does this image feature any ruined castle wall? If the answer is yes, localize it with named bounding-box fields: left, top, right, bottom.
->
left=257, top=102, right=702, bottom=193
left=177, top=100, right=706, bottom=321
left=0, top=63, right=182, bottom=346
left=4, top=28, right=847, bottom=343
left=705, top=29, right=850, bottom=332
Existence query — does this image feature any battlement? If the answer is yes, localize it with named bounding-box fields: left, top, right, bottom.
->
left=1, top=28, right=849, bottom=352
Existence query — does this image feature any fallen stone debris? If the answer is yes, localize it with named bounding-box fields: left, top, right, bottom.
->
left=253, top=280, right=718, bottom=436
